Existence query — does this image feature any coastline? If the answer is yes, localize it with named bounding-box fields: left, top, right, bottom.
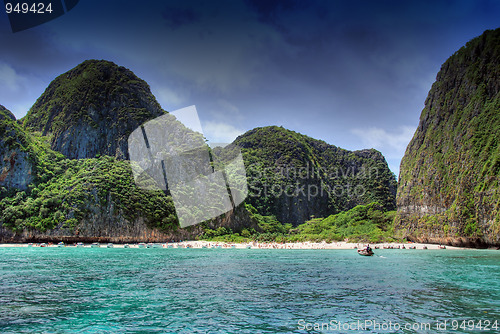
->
left=0, top=241, right=487, bottom=250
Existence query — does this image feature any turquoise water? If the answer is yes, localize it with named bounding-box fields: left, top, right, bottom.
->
left=0, top=248, right=499, bottom=333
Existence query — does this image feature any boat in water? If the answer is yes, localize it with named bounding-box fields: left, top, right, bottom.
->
left=357, top=248, right=374, bottom=256
left=90, top=242, right=99, bottom=248
left=106, top=243, right=114, bottom=248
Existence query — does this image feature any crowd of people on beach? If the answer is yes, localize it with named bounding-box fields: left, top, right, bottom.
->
left=15, top=241, right=447, bottom=250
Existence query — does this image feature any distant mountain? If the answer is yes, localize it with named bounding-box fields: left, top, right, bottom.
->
left=396, top=28, right=500, bottom=247
left=23, top=60, right=164, bottom=160
left=219, top=126, right=397, bottom=226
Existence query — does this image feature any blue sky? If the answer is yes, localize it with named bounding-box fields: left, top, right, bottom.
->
left=1, top=0, right=499, bottom=176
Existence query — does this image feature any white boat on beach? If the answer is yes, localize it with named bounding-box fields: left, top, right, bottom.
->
left=91, top=243, right=99, bottom=248
left=76, top=242, right=84, bottom=247
left=57, top=242, right=65, bottom=247
left=106, top=243, right=114, bottom=248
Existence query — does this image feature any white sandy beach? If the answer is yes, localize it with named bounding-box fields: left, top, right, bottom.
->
left=0, top=241, right=475, bottom=250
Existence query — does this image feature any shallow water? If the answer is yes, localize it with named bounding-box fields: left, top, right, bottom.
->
left=0, top=248, right=499, bottom=333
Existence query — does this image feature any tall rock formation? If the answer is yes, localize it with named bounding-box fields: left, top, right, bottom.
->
left=23, top=60, right=164, bottom=160
left=0, top=105, right=34, bottom=191
left=220, top=126, right=397, bottom=226
left=396, top=28, right=500, bottom=246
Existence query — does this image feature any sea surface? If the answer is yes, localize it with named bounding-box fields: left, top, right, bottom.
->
left=0, top=247, right=499, bottom=333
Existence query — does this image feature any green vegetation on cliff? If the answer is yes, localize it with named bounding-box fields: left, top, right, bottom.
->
left=22, top=60, right=164, bottom=160
left=3, top=97, right=179, bottom=236
left=397, top=28, right=500, bottom=246
left=289, top=203, right=396, bottom=243
left=201, top=202, right=397, bottom=243
left=1, top=105, right=30, bottom=152
left=23, top=60, right=162, bottom=134
left=0, top=153, right=178, bottom=234
left=218, top=126, right=397, bottom=226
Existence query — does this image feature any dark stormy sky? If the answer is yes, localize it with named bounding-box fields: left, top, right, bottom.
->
left=1, top=0, right=499, bottom=175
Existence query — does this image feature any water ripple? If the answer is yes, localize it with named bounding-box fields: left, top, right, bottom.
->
left=0, top=248, right=498, bottom=333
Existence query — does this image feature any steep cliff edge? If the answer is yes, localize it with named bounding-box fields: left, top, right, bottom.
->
left=396, top=28, right=500, bottom=247
left=0, top=105, right=34, bottom=191
left=220, top=126, right=397, bottom=226
left=23, top=60, right=164, bottom=160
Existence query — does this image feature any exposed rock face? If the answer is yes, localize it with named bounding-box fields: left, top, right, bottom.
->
left=23, top=60, right=164, bottom=160
left=224, top=126, right=397, bottom=226
left=396, top=29, right=500, bottom=246
left=0, top=201, right=257, bottom=243
left=0, top=105, right=34, bottom=190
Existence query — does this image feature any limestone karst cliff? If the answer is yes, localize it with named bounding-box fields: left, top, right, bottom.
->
left=396, top=28, right=500, bottom=247
left=224, top=126, right=396, bottom=226
left=0, top=105, right=34, bottom=191
left=23, top=60, right=164, bottom=160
